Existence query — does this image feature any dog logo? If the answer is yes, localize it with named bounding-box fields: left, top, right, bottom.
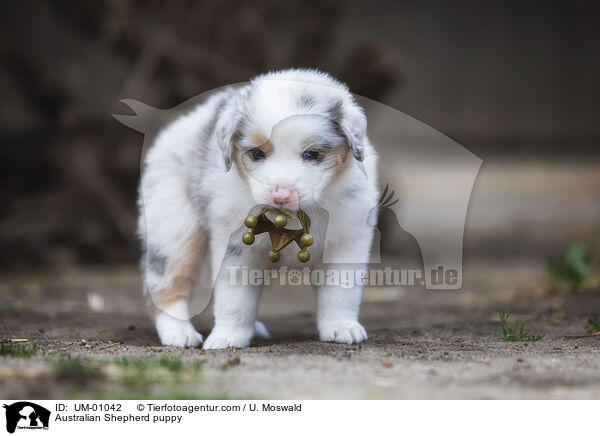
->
left=3, top=402, right=50, bottom=434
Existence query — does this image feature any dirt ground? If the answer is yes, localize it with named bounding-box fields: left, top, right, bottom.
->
left=1, top=260, right=599, bottom=400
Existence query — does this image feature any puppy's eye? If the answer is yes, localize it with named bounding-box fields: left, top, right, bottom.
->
left=302, top=149, right=320, bottom=161
left=249, top=148, right=266, bottom=161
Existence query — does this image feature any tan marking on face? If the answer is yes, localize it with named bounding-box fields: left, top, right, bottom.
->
left=302, top=137, right=349, bottom=166
left=233, top=148, right=249, bottom=181
left=311, top=142, right=350, bottom=169
left=329, top=143, right=353, bottom=182
left=151, top=230, right=207, bottom=315
left=234, top=132, right=272, bottom=178
left=334, top=142, right=350, bottom=163
left=249, top=132, right=273, bottom=153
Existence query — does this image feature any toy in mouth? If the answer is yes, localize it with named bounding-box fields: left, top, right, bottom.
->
left=242, top=209, right=314, bottom=263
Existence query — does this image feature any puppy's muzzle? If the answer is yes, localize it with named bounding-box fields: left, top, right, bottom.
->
left=271, top=186, right=298, bottom=210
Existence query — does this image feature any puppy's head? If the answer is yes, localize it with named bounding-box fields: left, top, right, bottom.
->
left=216, top=70, right=367, bottom=211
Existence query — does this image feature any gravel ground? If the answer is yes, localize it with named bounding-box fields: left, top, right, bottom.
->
left=1, top=262, right=599, bottom=399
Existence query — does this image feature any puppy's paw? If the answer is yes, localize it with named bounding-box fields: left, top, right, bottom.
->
left=254, top=320, right=270, bottom=339
left=202, top=324, right=255, bottom=349
left=155, top=314, right=203, bottom=348
left=319, top=321, right=367, bottom=344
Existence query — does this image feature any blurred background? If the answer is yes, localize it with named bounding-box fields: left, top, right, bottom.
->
left=1, top=0, right=599, bottom=272
left=2, top=0, right=600, bottom=400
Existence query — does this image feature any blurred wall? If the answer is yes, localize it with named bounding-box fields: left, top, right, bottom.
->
left=1, top=0, right=599, bottom=270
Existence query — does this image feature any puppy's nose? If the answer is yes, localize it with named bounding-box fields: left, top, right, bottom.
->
left=271, top=187, right=293, bottom=205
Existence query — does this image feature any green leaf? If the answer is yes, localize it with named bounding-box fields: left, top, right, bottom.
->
left=548, top=243, right=594, bottom=293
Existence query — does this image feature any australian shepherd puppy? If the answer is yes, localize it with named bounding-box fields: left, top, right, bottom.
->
left=139, top=69, right=378, bottom=349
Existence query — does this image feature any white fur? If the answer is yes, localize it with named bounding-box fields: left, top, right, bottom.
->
left=139, top=69, right=378, bottom=348
left=155, top=299, right=204, bottom=347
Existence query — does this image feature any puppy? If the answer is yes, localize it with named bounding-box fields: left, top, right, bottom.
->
left=138, top=69, right=378, bottom=349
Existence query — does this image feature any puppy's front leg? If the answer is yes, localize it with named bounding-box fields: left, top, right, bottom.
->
left=149, top=232, right=206, bottom=347
left=154, top=299, right=203, bottom=348
left=317, top=224, right=372, bottom=344
left=317, top=283, right=367, bottom=344
left=203, top=231, right=264, bottom=349
left=203, top=280, right=262, bottom=349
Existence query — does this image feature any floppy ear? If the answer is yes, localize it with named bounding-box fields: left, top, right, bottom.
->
left=215, top=108, right=239, bottom=172
left=339, top=98, right=367, bottom=162
left=215, top=89, right=249, bottom=172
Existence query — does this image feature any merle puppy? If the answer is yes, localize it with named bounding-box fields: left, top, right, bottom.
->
left=139, top=69, right=378, bottom=349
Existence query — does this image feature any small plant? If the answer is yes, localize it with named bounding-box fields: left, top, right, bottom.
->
left=113, top=356, right=184, bottom=373
left=51, top=357, right=104, bottom=379
left=587, top=314, right=600, bottom=332
left=0, top=341, right=39, bottom=357
left=496, top=311, right=543, bottom=342
left=157, top=356, right=184, bottom=373
left=548, top=243, right=594, bottom=293
left=49, top=355, right=205, bottom=396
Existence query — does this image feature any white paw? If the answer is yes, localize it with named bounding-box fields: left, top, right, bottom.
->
left=254, top=320, right=270, bottom=339
left=155, top=314, right=203, bottom=348
left=319, top=321, right=367, bottom=344
left=202, top=324, right=255, bottom=350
